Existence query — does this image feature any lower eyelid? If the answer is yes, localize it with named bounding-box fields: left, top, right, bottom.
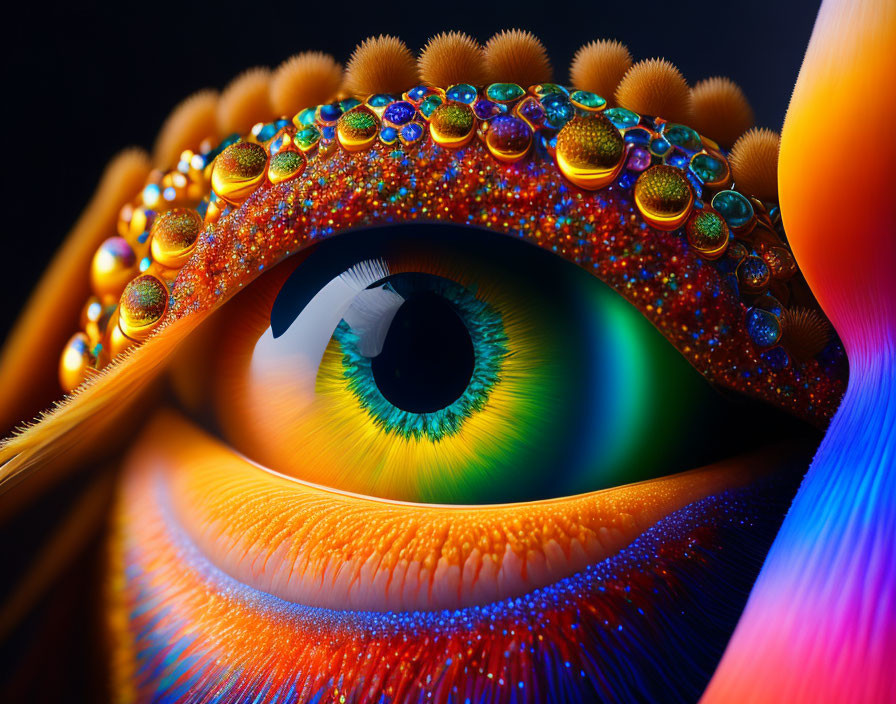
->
left=128, top=409, right=767, bottom=612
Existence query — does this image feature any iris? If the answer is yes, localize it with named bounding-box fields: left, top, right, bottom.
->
left=229, top=224, right=805, bottom=505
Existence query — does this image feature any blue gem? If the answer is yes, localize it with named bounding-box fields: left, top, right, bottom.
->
left=401, top=122, right=424, bottom=142
left=318, top=103, right=343, bottom=123
left=380, top=126, right=398, bottom=144
left=746, top=308, right=782, bottom=348
left=539, top=93, right=574, bottom=129
left=712, top=190, right=754, bottom=228
left=384, top=101, right=416, bottom=125
left=446, top=84, right=478, bottom=104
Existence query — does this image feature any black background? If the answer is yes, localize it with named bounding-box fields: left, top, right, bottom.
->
left=0, top=0, right=819, bottom=340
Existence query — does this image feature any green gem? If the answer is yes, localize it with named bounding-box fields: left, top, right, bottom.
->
left=664, top=124, right=702, bottom=151
left=530, top=83, right=567, bottom=98
left=690, top=152, right=727, bottom=183
left=339, top=98, right=361, bottom=112
left=570, top=90, right=606, bottom=110
left=295, top=108, right=316, bottom=127
left=486, top=83, right=526, bottom=102
left=269, top=151, right=303, bottom=180
left=420, top=95, right=443, bottom=118
left=604, top=107, right=640, bottom=129
left=712, top=190, right=754, bottom=228
left=293, top=126, right=321, bottom=151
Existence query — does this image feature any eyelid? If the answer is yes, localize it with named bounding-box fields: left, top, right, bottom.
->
left=133, top=408, right=774, bottom=612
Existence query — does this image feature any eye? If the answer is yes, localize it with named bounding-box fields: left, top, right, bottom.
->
left=209, top=223, right=806, bottom=504
left=3, top=29, right=851, bottom=704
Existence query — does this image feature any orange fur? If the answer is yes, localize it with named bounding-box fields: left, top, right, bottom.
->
left=418, top=32, right=487, bottom=87
left=569, top=39, right=633, bottom=104
left=483, top=29, right=552, bottom=86
left=615, top=58, right=693, bottom=124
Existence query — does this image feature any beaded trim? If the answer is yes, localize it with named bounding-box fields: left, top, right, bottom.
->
left=60, top=81, right=845, bottom=423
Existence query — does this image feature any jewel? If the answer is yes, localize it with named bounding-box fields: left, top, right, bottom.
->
left=685, top=208, right=730, bottom=259
left=399, top=122, right=424, bottom=145
left=737, top=255, right=771, bottom=294
left=59, top=332, right=95, bottom=392
left=555, top=114, right=625, bottom=190
left=663, top=124, right=702, bottom=151
left=486, top=83, right=526, bottom=103
left=293, top=126, right=321, bottom=152
left=383, top=101, right=416, bottom=126
left=267, top=149, right=306, bottom=185
left=210, top=141, right=268, bottom=205
left=446, top=84, right=477, bottom=104
left=118, top=274, right=169, bottom=340
left=690, top=152, right=731, bottom=189
left=419, top=95, right=444, bottom=118
left=712, top=189, right=754, bottom=229
left=569, top=90, right=606, bottom=111
left=337, top=106, right=379, bottom=152
left=746, top=307, right=782, bottom=348
left=634, top=165, right=695, bottom=230
left=604, top=107, right=640, bottom=129
left=90, top=237, right=137, bottom=303
left=150, top=208, right=203, bottom=269
left=484, top=115, right=532, bottom=162
left=429, top=102, right=475, bottom=148
left=626, top=147, right=652, bottom=172
left=540, top=92, right=575, bottom=129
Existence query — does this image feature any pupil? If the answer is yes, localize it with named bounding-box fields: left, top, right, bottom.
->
left=371, top=291, right=474, bottom=413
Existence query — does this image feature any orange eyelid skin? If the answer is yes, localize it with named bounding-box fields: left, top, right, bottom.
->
left=134, top=409, right=781, bottom=612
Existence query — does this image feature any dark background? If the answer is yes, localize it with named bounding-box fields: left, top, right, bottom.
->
left=0, top=0, right=820, bottom=340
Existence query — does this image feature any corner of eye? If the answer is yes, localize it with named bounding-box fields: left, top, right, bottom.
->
left=483, top=28, right=553, bottom=86
left=615, top=57, right=693, bottom=124
left=153, top=89, right=220, bottom=169
left=418, top=31, right=487, bottom=87
left=345, top=35, right=419, bottom=98
left=270, top=52, right=344, bottom=117
left=569, top=39, right=633, bottom=104
left=217, top=67, right=274, bottom=136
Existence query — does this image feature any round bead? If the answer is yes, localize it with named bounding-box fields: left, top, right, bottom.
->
left=685, top=208, right=730, bottom=259
left=555, top=114, right=625, bottom=190
left=211, top=141, right=268, bottom=205
left=337, top=106, right=379, bottom=152
left=762, top=246, right=798, bottom=280
left=746, top=307, right=782, bottom=348
left=90, top=237, right=137, bottom=303
left=383, top=101, right=416, bottom=126
left=118, top=274, right=169, bottom=340
left=446, top=84, right=477, bottom=104
left=711, top=189, right=754, bottom=229
left=485, top=115, right=532, bottom=163
left=150, top=208, right=202, bottom=269
left=664, top=124, right=702, bottom=151
left=59, top=332, right=94, bottom=392
left=569, top=90, right=606, bottom=111
left=293, top=126, right=321, bottom=152
left=267, top=150, right=306, bottom=185
left=429, top=102, right=475, bottom=148
left=690, top=152, right=731, bottom=188
left=737, top=255, right=772, bottom=294
left=634, top=165, right=695, bottom=231
left=486, top=83, right=525, bottom=103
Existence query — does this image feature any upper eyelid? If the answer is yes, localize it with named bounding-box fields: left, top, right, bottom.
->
left=25, top=86, right=843, bottom=480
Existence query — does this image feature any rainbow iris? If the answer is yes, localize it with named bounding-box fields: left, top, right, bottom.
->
left=226, top=224, right=790, bottom=505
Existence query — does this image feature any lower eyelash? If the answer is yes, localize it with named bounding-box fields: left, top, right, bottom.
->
left=129, top=409, right=775, bottom=613
left=111, top=423, right=798, bottom=703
